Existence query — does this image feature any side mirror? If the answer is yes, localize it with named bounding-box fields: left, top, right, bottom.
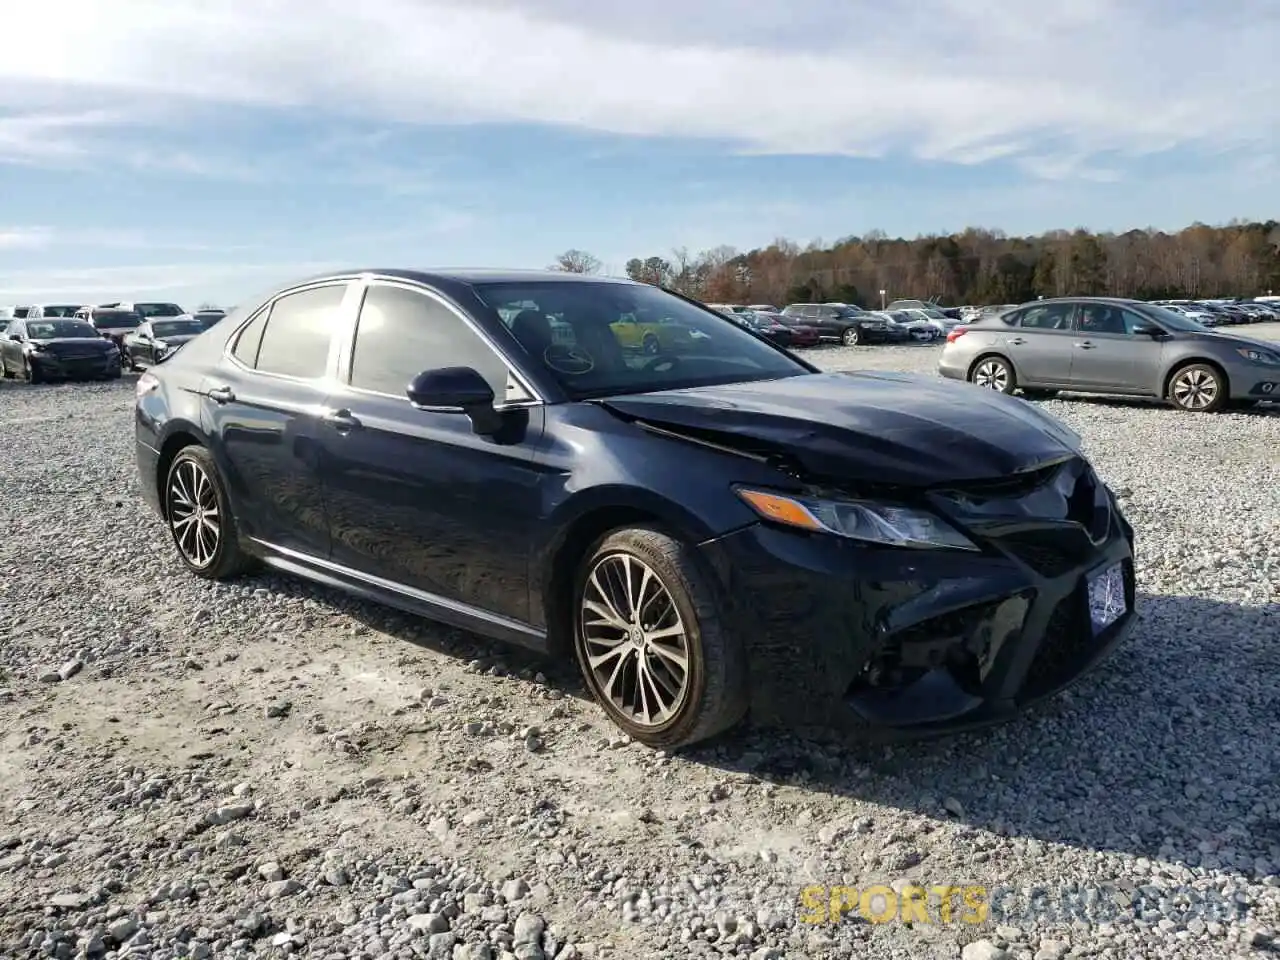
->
left=8, top=333, right=20, bottom=342
left=407, top=366, right=495, bottom=410
left=1132, top=324, right=1163, bottom=337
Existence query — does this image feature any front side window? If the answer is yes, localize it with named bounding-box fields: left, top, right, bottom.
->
left=253, top=284, right=346, bottom=378
left=472, top=280, right=808, bottom=401
left=349, top=284, right=512, bottom=399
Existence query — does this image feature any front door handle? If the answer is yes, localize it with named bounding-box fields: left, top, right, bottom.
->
left=322, top=408, right=362, bottom=432
left=1008, top=337, right=1026, bottom=345
left=1075, top=341, right=1095, bottom=349
left=206, top=385, right=235, bottom=403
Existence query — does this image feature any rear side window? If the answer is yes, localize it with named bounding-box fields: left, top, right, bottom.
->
left=232, top=307, right=270, bottom=366
left=348, top=283, right=510, bottom=398
left=1015, top=304, right=1073, bottom=330
left=252, top=284, right=346, bottom=378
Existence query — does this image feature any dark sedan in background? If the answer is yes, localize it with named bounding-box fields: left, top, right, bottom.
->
left=729, top=310, right=820, bottom=347
left=135, top=269, right=1135, bottom=747
left=1, top=317, right=122, bottom=382
left=780, top=302, right=893, bottom=345
left=939, top=296, right=1280, bottom=411
left=123, top=317, right=209, bottom=370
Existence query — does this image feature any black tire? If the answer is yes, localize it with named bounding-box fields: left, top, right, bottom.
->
left=1020, top=388, right=1059, bottom=400
left=841, top=326, right=860, bottom=346
left=25, top=358, right=43, bottom=384
left=969, top=354, right=1016, bottom=394
left=1167, top=362, right=1226, bottom=413
left=641, top=334, right=660, bottom=356
left=1, top=360, right=13, bottom=379
left=572, top=526, right=749, bottom=749
left=164, top=445, right=255, bottom=580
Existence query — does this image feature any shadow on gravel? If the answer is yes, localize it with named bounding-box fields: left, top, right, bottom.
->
left=692, top=591, right=1280, bottom=875
left=1044, top=393, right=1280, bottom=415
left=246, top=570, right=1280, bottom=872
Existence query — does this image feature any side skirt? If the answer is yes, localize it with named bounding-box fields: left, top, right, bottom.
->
left=249, top=538, right=550, bottom=653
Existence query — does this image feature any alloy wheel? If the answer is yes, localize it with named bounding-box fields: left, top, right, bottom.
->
left=842, top=327, right=860, bottom=346
left=579, top=553, right=691, bottom=729
left=168, top=459, right=221, bottom=568
left=974, top=359, right=1009, bottom=391
left=1171, top=368, right=1219, bottom=410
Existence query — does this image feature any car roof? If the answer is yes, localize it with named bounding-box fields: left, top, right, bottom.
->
left=295, top=268, right=640, bottom=287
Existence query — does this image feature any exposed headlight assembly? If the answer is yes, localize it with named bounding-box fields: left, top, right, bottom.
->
left=735, top=487, right=979, bottom=551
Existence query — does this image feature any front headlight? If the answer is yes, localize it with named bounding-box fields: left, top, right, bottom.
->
left=1236, top=347, right=1280, bottom=365
left=153, top=340, right=170, bottom=351
left=735, top=487, right=980, bottom=551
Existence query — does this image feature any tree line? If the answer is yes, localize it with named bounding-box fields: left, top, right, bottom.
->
left=550, top=219, right=1280, bottom=307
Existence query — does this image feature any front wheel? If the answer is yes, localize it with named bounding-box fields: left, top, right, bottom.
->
left=573, top=527, right=748, bottom=749
left=841, top=326, right=861, bottom=346
left=1168, top=363, right=1226, bottom=413
left=164, top=446, right=255, bottom=579
left=970, top=355, right=1016, bottom=394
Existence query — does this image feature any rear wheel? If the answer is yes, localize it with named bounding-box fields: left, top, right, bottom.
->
left=573, top=526, right=748, bottom=749
left=841, top=326, right=861, bottom=346
left=1168, top=363, right=1226, bottom=413
left=164, top=446, right=255, bottom=580
left=970, top=355, right=1015, bottom=394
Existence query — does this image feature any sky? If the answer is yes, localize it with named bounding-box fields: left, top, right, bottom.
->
left=1, top=0, right=1278, bottom=306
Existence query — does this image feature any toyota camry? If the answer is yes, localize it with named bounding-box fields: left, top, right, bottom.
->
left=135, top=270, right=1136, bottom=748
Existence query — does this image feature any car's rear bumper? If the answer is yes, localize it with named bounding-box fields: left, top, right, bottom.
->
left=698, top=490, right=1136, bottom=739
left=936, top=353, right=968, bottom=380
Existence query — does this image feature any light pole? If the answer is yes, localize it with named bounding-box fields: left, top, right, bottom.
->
left=879, top=289, right=886, bottom=310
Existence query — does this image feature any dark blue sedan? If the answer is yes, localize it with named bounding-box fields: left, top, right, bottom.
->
left=135, top=269, right=1136, bottom=748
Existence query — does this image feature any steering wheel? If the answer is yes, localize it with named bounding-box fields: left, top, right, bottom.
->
left=640, top=354, right=682, bottom=374
left=544, top=343, right=595, bottom=376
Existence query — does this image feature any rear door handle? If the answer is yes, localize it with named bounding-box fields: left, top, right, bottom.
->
left=206, top=386, right=235, bottom=403
left=1075, top=341, right=1095, bottom=349
left=322, top=408, right=361, bottom=432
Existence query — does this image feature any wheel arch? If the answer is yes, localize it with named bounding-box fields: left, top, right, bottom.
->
left=1162, top=357, right=1230, bottom=403
left=537, top=487, right=720, bottom=659
left=154, top=421, right=210, bottom=519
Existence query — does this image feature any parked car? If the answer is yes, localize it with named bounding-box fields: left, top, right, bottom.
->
left=101, top=301, right=187, bottom=319
left=191, top=309, right=228, bottom=330
left=136, top=268, right=1136, bottom=747
left=747, top=304, right=780, bottom=313
left=780, top=303, right=891, bottom=345
left=938, top=297, right=1280, bottom=412
left=77, top=306, right=144, bottom=360
left=26, top=304, right=82, bottom=319
left=1, top=317, right=123, bottom=383
left=728, top=310, right=818, bottom=348
left=123, top=317, right=208, bottom=370
left=875, top=310, right=939, bottom=342
left=751, top=311, right=821, bottom=346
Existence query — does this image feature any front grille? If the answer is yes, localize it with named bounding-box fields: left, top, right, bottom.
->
left=1019, top=592, right=1093, bottom=700
left=995, top=528, right=1096, bottom=577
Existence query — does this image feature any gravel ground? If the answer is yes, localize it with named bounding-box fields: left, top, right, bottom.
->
left=1, top=332, right=1278, bottom=960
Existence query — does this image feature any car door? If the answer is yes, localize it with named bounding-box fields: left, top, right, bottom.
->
left=1001, top=302, right=1078, bottom=387
left=314, top=279, right=549, bottom=627
left=201, top=281, right=356, bottom=557
left=1066, top=305, right=1165, bottom=394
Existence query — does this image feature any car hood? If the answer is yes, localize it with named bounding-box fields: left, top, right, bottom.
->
left=598, top=371, right=1083, bottom=486
left=1184, top=331, right=1280, bottom=352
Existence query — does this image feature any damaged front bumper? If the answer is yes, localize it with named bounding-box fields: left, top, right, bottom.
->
left=698, top=491, right=1137, bottom=739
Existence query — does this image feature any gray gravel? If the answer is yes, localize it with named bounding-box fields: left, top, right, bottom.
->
left=0, top=337, right=1277, bottom=960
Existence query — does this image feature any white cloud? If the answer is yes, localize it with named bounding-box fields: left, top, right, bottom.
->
left=0, top=260, right=345, bottom=302
left=0, top=227, right=54, bottom=250
left=0, top=0, right=1275, bottom=176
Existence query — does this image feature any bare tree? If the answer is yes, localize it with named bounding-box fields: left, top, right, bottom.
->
left=550, top=249, right=602, bottom=274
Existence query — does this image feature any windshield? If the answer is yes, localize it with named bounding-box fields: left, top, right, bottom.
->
left=472, top=281, right=809, bottom=400
left=134, top=302, right=185, bottom=318
left=152, top=319, right=203, bottom=338
left=27, top=320, right=99, bottom=339
left=1143, top=305, right=1209, bottom=332
left=92, top=311, right=141, bottom=329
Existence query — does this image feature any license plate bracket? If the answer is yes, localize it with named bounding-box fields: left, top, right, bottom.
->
left=1087, top=562, right=1127, bottom=635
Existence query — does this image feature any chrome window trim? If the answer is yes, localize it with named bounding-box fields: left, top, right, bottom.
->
left=337, top=274, right=547, bottom=409
left=222, top=278, right=362, bottom=388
